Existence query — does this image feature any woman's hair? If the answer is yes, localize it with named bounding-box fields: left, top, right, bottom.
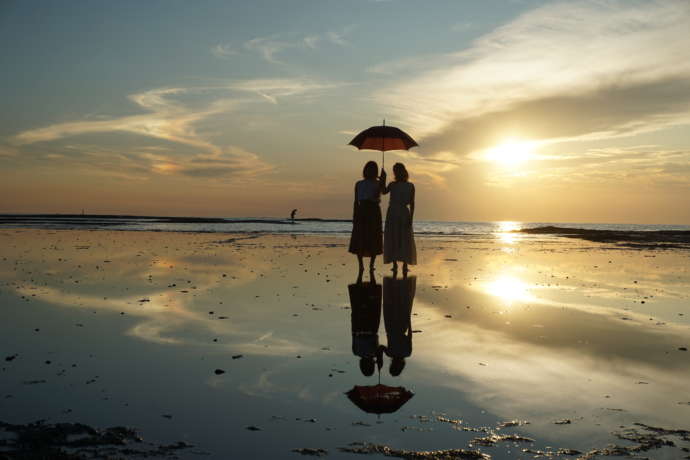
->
left=393, top=163, right=409, bottom=182
left=390, top=357, right=406, bottom=376
left=359, top=357, right=375, bottom=376
left=362, top=161, right=378, bottom=180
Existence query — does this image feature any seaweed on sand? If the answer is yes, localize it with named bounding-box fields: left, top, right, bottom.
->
left=0, top=420, right=192, bottom=459
left=338, top=442, right=490, bottom=459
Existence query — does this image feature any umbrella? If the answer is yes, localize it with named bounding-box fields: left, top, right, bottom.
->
left=346, top=384, right=414, bottom=415
left=348, top=120, right=418, bottom=168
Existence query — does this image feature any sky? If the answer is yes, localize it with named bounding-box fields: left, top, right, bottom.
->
left=1, top=0, right=690, bottom=223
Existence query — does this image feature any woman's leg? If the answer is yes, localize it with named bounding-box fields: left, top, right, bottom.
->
left=357, top=254, right=364, bottom=272
left=369, top=255, right=376, bottom=271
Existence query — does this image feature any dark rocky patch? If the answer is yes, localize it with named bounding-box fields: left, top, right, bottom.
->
left=292, top=447, right=328, bottom=456
left=0, top=420, right=191, bottom=459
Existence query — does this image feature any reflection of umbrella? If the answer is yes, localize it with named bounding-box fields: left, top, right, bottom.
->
left=346, top=384, right=414, bottom=414
left=348, top=121, right=418, bottom=168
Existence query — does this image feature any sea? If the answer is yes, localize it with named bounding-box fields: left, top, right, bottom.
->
left=1, top=214, right=689, bottom=236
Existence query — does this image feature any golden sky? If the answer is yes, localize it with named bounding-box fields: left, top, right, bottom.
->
left=1, top=0, right=689, bottom=223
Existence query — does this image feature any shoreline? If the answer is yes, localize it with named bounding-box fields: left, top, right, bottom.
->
left=1, top=229, right=689, bottom=459
left=4, top=226, right=690, bottom=250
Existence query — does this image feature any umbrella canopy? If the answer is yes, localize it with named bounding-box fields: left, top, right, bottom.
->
left=348, top=125, right=418, bottom=152
left=346, top=384, right=414, bottom=414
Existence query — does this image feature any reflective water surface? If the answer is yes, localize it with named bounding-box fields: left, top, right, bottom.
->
left=1, top=230, right=689, bottom=458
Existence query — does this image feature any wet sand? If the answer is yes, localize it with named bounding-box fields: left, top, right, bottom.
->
left=1, top=229, right=689, bottom=459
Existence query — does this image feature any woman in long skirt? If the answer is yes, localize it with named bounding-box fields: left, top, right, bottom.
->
left=349, top=161, right=384, bottom=274
left=382, top=163, right=417, bottom=274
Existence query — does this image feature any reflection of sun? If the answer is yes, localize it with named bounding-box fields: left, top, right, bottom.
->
left=485, top=139, right=535, bottom=166
left=496, top=221, right=521, bottom=244
left=485, top=275, right=533, bottom=304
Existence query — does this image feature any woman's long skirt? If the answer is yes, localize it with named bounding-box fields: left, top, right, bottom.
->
left=383, top=204, right=417, bottom=264
left=349, top=201, right=383, bottom=257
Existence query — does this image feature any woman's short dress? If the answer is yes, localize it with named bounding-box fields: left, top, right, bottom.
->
left=384, top=181, right=417, bottom=264
left=349, top=179, right=383, bottom=257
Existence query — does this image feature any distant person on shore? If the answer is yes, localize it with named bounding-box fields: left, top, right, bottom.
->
left=290, top=209, right=297, bottom=224
left=349, top=161, right=385, bottom=275
left=381, top=163, right=417, bottom=274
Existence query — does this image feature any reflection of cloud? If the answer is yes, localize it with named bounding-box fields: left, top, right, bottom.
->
left=377, top=0, right=690, bottom=156
left=411, top=287, right=690, bottom=434
left=418, top=321, right=690, bottom=434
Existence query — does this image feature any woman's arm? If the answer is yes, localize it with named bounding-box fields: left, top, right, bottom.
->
left=409, top=184, right=415, bottom=224
left=380, top=170, right=390, bottom=195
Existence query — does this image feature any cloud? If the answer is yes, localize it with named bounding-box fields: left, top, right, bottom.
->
left=12, top=86, right=230, bottom=154
left=375, top=0, right=690, bottom=157
left=326, top=25, right=355, bottom=46
left=210, top=43, right=238, bottom=58
left=12, top=79, right=331, bottom=148
left=244, top=36, right=292, bottom=64
left=9, top=78, right=334, bottom=181
left=214, top=30, right=351, bottom=64
left=303, top=35, right=319, bottom=49
left=0, top=144, right=18, bottom=157
left=147, top=146, right=274, bottom=180
left=538, top=146, right=690, bottom=187
left=225, top=78, right=336, bottom=104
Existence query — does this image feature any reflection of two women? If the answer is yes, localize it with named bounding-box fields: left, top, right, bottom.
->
left=349, top=274, right=416, bottom=377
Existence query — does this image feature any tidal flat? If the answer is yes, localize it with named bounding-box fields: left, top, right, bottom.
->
left=1, top=229, right=689, bottom=459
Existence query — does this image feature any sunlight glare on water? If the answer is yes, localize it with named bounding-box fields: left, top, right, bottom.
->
left=483, top=274, right=534, bottom=305
left=495, top=221, right=522, bottom=244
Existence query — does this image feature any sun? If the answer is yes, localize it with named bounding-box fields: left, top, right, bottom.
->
left=485, top=139, right=535, bottom=166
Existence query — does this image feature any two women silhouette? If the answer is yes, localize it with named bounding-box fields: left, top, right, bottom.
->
left=348, top=161, right=417, bottom=276
left=348, top=273, right=416, bottom=377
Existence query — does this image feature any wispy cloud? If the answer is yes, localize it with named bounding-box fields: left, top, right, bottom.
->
left=10, top=78, right=334, bottom=180
left=13, top=79, right=331, bottom=147
left=375, top=0, right=690, bottom=157
left=0, top=144, right=18, bottom=157
left=226, top=78, right=336, bottom=104
left=212, top=27, right=354, bottom=64
left=13, top=87, right=231, bottom=153
left=303, top=35, right=319, bottom=49
left=484, top=146, right=690, bottom=189
left=326, top=25, right=355, bottom=46
left=210, top=42, right=238, bottom=59
left=244, top=36, right=293, bottom=64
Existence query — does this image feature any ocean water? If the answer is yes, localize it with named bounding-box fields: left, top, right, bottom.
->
left=1, top=214, right=689, bottom=236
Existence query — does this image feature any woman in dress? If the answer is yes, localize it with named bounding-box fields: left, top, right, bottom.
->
left=349, top=161, right=384, bottom=274
left=382, top=163, right=417, bottom=274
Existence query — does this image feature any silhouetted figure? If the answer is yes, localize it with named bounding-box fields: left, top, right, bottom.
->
left=382, top=275, right=416, bottom=376
left=349, top=161, right=386, bottom=276
left=348, top=275, right=383, bottom=377
left=381, top=163, right=416, bottom=275
left=290, top=209, right=297, bottom=224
